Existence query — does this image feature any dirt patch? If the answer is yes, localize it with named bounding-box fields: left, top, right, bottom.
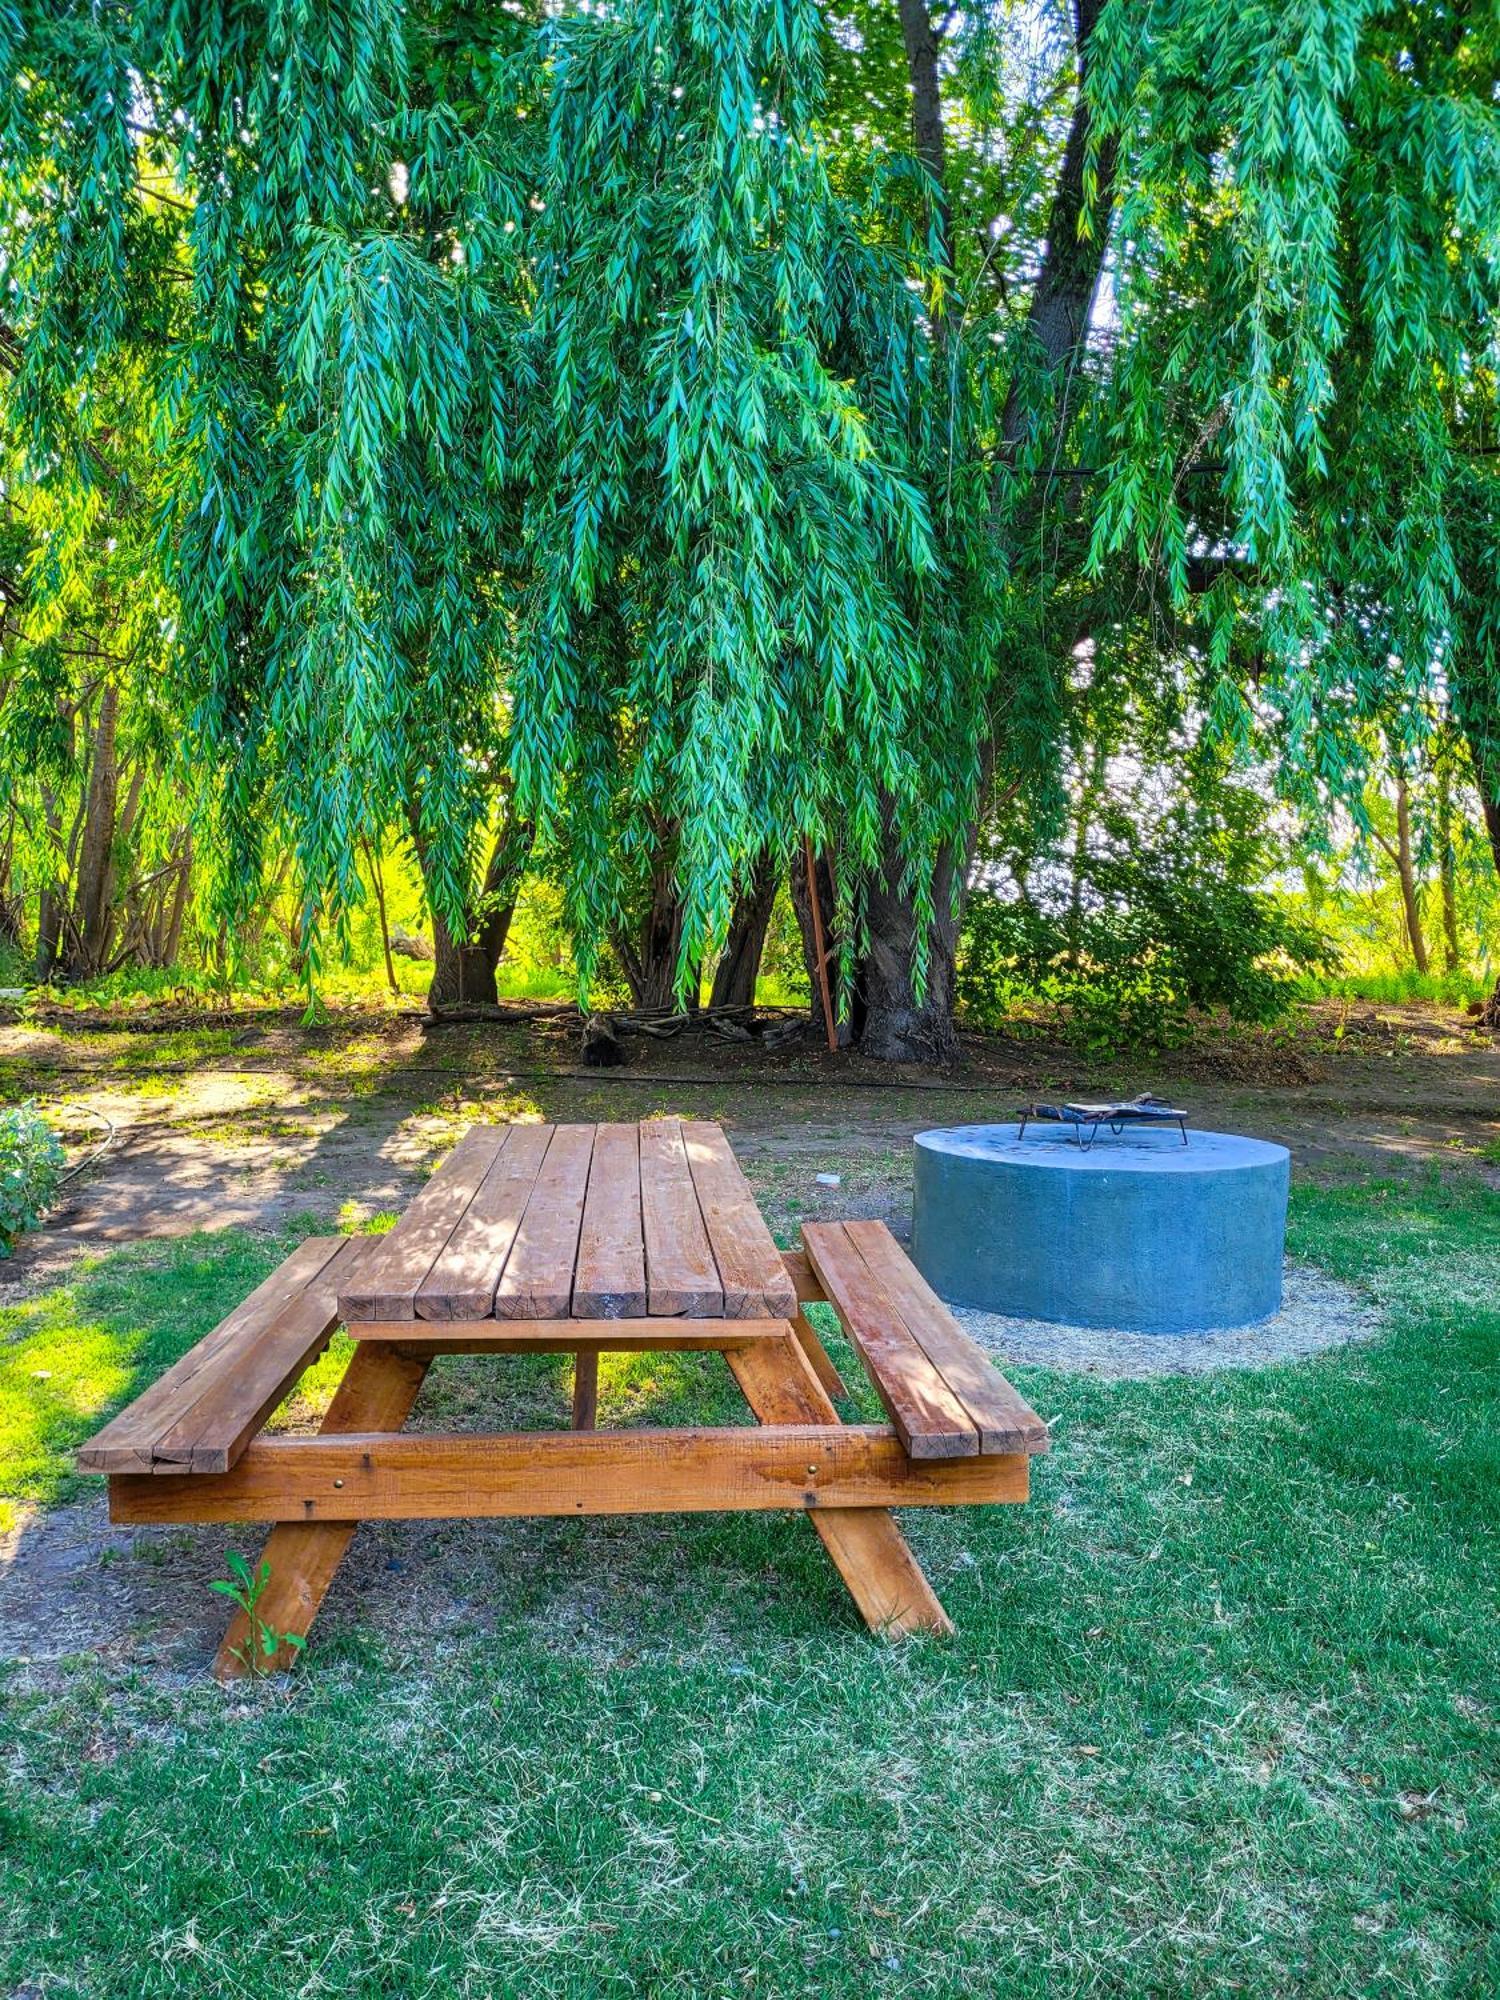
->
left=4, top=997, right=1496, bottom=1291
left=954, top=1261, right=1382, bottom=1379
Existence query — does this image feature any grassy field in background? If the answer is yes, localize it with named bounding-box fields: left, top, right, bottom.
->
left=2, top=1177, right=1497, bottom=1997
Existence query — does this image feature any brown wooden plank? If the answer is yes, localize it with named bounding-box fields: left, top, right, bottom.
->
left=571, top=1348, right=600, bottom=1430
left=414, top=1122, right=553, bottom=1320
left=726, top=1336, right=954, bottom=1636
left=339, top=1125, right=507, bottom=1321
left=639, top=1116, right=722, bottom=1315
left=779, top=1249, right=845, bottom=1394
left=348, top=1316, right=797, bottom=1353
left=214, top=1341, right=431, bottom=1678
left=149, top=1238, right=374, bottom=1474
left=782, top=1248, right=826, bottom=1303
left=493, top=1123, right=595, bottom=1318
left=842, top=1220, right=1049, bottom=1456
left=109, top=1424, right=1030, bottom=1525
left=790, top=1308, right=847, bottom=1401
left=77, top=1235, right=348, bottom=1474
left=573, top=1122, right=646, bottom=1316
left=802, top=1223, right=979, bottom=1460
left=681, top=1121, right=797, bottom=1317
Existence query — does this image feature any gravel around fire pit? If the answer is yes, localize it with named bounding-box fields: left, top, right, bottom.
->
left=952, top=1261, right=1381, bottom=1379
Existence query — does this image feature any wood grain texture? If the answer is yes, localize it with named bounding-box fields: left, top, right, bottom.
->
left=726, top=1336, right=954, bottom=1636
left=345, top=1316, right=797, bottom=1351
left=493, top=1123, right=596, bottom=1318
left=573, top=1122, right=646, bottom=1316
left=782, top=1248, right=826, bottom=1303
left=110, top=1425, right=1030, bottom=1525
left=800, top=1223, right=979, bottom=1460
left=571, top=1348, right=600, bottom=1430
left=639, top=1117, right=722, bottom=1316
left=789, top=1307, right=847, bottom=1401
left=339, top=1126, right=506, bottom=1320
left=841, top=1220, right=1050, bottom=1455
left=77, top=1235, right=352, bottom=1475
left=414, top=1122, right=553, bottom=1320
left=681, top=1121, right=797, bottom=1316
left=212, top=1341, right=432, bottom=1679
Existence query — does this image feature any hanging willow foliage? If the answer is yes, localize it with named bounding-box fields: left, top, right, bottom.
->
left=5, top=0, right=1500, bottom=1014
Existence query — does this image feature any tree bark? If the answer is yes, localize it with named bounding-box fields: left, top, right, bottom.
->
left=162, top=833, right=193, bottom=966
left=854, top=839, right=963, bottom=1064
left=851, top=0, right=1119, bottom=1061
left=419, top=809, right=534, bottom=1012
left=1436, top=763, right=1461, bottom=973
left=1393, top=775, right=1429, bottom=975
left=65, top=680, right=120, bottom=980
left=362, top=837, right=400, bottom=997
left=615, top=859, right=687, bottom=1012
left=709, top=858, right=778, bottom=1010
left=897, top=0, right=953, bottom=284
left=34, top=790, right=63, bottom=983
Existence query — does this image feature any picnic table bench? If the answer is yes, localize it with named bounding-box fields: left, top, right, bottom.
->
left=79, top=1119, right=1047, bottom=1675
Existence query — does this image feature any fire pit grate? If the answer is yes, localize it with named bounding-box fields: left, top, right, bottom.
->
left=1017, top=1093, right=1189, bottom=1151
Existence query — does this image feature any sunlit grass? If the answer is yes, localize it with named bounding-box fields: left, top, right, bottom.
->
left=2, top=1178, right=1497, bottom=1996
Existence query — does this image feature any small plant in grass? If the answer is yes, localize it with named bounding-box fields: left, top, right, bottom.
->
left=210, top=1551, right=307, bottom=1676
left=0, top=1100, right=65, bottom=1256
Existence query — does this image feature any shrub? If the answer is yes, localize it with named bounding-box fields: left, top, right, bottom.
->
left=959, top=788, right=1337, bottom=1050
left=0, top=1102, right=65, bottom=1256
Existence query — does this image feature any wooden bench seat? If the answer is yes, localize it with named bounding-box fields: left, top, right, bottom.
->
left=77, top=1235, right=369, bottom=1476
left=801, top=1221, right=1049, bottom=1462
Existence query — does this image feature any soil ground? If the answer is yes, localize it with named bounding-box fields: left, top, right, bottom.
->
left=4, top=995, right=1498, bottom=1274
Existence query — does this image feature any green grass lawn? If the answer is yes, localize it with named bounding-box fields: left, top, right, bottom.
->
left=2, top=1178, right=1497, bottom=1997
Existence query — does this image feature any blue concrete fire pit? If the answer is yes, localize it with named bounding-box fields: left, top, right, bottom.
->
left=911, top=1123, right=1290, bottom=1334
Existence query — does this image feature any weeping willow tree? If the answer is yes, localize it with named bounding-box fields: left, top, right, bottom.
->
left=4, top=0, right=542, bottom=1000
left=5, top=0, right=1500, bottom=1045
left=806, top=0, right=1500, bottom=1054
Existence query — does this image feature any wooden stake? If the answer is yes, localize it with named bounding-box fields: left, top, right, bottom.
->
left=803, top=836, right=839, bottom=1054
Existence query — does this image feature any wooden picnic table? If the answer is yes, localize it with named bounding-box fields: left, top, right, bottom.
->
left=82, top=1118, right=1047, bottom=1675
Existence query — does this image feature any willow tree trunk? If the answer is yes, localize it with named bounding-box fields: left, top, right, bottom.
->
left=709, top=860, right=778, bottom=1010
left=35, top=788, right=64, bottom=981
left=63, top=681, right=121, bottom=981
left=853, top=838, right=963, bottom=1064
left=1436, top=764, right=1461, bottom=973
left=847, top=0, right=1118, bottom=1060
left=418, top=810, right=534, bottom=1011
left=615, top=864, right=688, bottom=1012
left=1393, top=776, right=1430, bottom=975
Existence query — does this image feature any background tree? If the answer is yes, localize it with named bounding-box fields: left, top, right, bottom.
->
left=5, top=0, right=1500, bottom=1048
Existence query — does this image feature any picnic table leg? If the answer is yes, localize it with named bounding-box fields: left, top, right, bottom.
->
left=213, top=1343, right=430, bottom=1680
left=571, top=1347, right=600, bottom=1430
left=726, top=1335, right=951, bottom=1638
left=789, top=1307, right=846, bottom=1401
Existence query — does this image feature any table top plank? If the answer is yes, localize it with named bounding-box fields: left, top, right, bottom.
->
left=640, top=1116, right=723, bottom=1315
left=573, top=1122, right=647, bottom=1317
left=413, top=1123, right=553, bottom=1320
left=339, top=1125, right=507, bottom=1321
left=493, top=1124, right=596, bottom=1318
left=682, top=1121, right=797, bottom=1317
